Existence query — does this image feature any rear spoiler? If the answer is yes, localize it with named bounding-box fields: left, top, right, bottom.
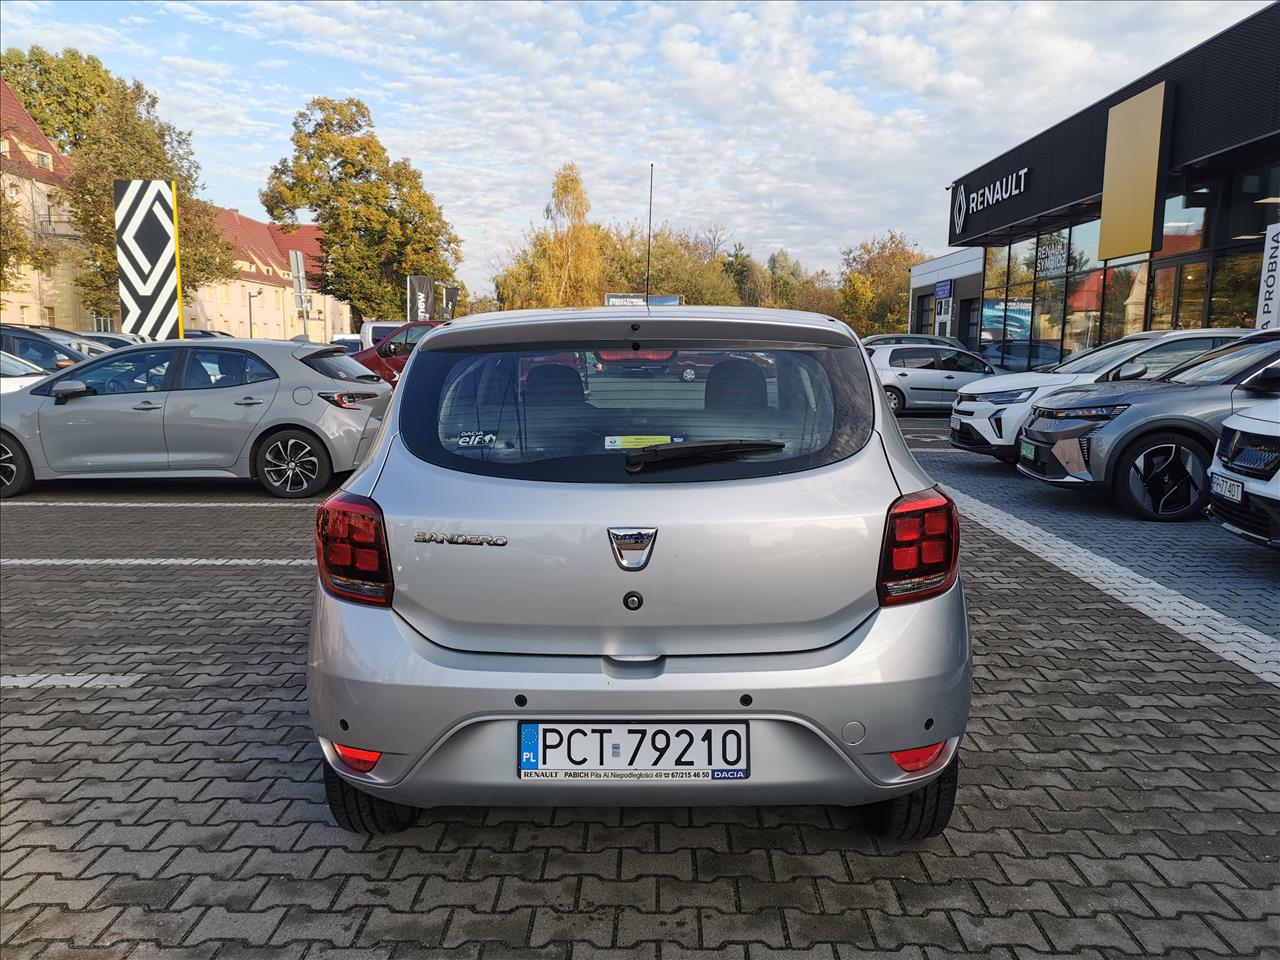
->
left=423, top=314, right=856, bottom=350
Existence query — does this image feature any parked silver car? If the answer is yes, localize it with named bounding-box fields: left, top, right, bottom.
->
left=863, top=333, right=966, bottom=350
left=1017, top=331, right=1280, bottom=520
left=0, top=339, right=390, bottom=499
left=869, top=343, right=997, bottom=413
left=311, top=306, right=971, bottom=839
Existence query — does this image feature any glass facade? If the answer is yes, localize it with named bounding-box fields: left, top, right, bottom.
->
left=979, top=163, right=1279, bottom=370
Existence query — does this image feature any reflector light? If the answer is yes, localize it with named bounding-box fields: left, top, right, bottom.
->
left=891, top=742, right=945, bottom=772
left=333, top=743, right=382, bottom=773
left=316, top=493, right=394, bottom=605
left=877, top=487, right=959, bottom=606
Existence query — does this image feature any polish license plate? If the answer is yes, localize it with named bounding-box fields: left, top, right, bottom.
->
left=518, top=722, right=749, bottom=781
left=1019, top=439, right=1036, bottom=461
left=949, top=415, right=961, bottom=430
left=1211, top=474, right=1243, bottom=503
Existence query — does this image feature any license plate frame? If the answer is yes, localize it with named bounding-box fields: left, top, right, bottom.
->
left=1019, top=439, right=1036, bottom=461
left=949, top=414, right=961, bottom=431
left=1211, top=473, right=1243, bottom=504
left=517, top=721, right=751, bottom=782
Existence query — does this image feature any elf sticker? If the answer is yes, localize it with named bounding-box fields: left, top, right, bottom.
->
left=458, top=430, right=497, bottom=448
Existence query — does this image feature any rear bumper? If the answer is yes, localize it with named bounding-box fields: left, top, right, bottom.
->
left=309, top=581, right=971, bottom=807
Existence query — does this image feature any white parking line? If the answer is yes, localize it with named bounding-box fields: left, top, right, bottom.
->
left=0, top=500, right=317, bottom=508
left=0, top=558, right=313, bottom=567
left=948, top=489, right=1280, bottom=686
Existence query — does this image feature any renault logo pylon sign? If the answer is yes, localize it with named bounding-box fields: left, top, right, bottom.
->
left=114, top=179, right=185, bottom=340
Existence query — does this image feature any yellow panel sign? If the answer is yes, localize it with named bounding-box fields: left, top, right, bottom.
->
left=1098, top=82, right=1167, bottom=262
left=605, top=435, right=676, bottom=449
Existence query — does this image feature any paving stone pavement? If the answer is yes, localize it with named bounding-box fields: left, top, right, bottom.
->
left=2, top=493, right=1279, bottom=958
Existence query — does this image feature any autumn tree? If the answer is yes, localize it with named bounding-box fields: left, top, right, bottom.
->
left=60, top=79, right=235, bottom=317
left=0, top=192, right=58, bottom=296
left=0, top=46, right=126, bottom=153
left=261, top=97, right=461, bottom=323
left=837, top=230, right=927, bottom=336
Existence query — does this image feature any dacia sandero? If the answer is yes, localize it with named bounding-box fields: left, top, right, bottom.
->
left=310, top=307, right=971, bottom=839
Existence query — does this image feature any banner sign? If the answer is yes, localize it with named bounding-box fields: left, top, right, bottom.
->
left=114, top=179, right=184, bottom=339
left=407, top=275, right=435, bottom=324
left=441, top=285, right=460, bottom=322
left=605, top=293, right=680, bottom=306
left=1257, top=221, right=1280, bottom=330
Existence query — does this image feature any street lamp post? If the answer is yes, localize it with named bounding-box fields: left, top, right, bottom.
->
left=248, top=288, right=263, bottom=338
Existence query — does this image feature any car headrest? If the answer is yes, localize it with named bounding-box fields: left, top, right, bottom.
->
left=523, top=363, right=584, bottom=406
left=705, top=358, right=767, bottom=411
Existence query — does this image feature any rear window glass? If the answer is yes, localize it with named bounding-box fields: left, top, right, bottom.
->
left=305, top=350, right=381, bottom=382
left=399, top=342, right=875, bottom=483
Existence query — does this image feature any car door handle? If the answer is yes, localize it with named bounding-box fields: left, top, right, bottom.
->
left=132, top=401, right=162, bottom=411
left=897, top=372, right=908, bottom=377
left=233, top=397, right=265, bottom=406
left=944, top=375, right=956, bottom=379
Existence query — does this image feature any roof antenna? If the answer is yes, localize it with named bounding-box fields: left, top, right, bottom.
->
left=644, top=163, right=653, bottom=307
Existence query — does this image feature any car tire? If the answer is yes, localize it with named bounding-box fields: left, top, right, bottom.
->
left=863, top=757, right=958, bottom=840
left=323, top=762, right=418, bottom=833
left=883, top=387, right=905, bottom=414
left=678, top=365, right=698, bottom=382
left=255, top=428, right=333, bottom=498
left=1112, top=431, right=1211, bottom=522
left=0, top=431, right=34, bottom=499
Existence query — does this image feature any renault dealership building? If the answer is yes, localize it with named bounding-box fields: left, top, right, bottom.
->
left=909, top=5, right=1279, bottom=371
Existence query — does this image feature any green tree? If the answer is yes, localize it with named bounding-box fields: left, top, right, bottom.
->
left=261, top=97, right=461, bottom=323
left=0, top=192, right=58, bottom=296
left=767, top=249, right=806, bottom=307
left=60, top=80, right=235, bottom=317
left=1, top=46, right=125, bottom=153
left=837, top=230, right=927, bottom=336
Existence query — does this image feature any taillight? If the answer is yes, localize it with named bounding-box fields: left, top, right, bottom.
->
left=319, top=391, right=379, bottom=409
left=316, top=492, right=394, bottom=605
left=597, top=349, right=674, bottom=362
left=878, top=487, right=958, bottom=605
left=333, top=743, right=381, bottom=773
left=891, top=742, right=945, bottom=772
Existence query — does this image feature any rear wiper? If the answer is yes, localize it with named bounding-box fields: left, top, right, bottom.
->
left=624, top=439, right=785, bottom=473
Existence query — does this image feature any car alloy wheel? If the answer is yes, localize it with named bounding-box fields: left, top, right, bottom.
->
left=0, top=441, right=15, bottom=489
left=680, top=366, right=697, bottom=382
left=884, top=387, right=902, bottom=413
left=1126, top=442, right=1206, bottom=517
left=264, top=437, right=320, bottom=494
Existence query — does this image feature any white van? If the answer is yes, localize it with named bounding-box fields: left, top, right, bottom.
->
left=359, top=320, right=401, bottom=351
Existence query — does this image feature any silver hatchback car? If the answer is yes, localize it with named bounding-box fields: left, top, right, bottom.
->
left=310, top=307, right=971, bottom=838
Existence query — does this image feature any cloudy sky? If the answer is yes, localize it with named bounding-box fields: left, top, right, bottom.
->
left=0, top=0, right=1269, bottom=292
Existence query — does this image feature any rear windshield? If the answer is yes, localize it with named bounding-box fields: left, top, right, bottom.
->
left=399, top=342, right=875, bottom=482
left=304, top=350, right=383, bottom=382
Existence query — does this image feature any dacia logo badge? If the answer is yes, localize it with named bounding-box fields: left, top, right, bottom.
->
left=608, top=527, right=657, bottom=571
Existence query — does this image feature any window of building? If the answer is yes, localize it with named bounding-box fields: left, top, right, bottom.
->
left=19, top=305, right=28, bottom=323
left=93, top=316, right=114, bottom=332
left=273, top=288, right=282, bottom=309
left=6, top=182, right=18, bottom=201
left=983, top=245, right=1009, bottom=289
left=1031, top=277, right=1065, bottom=367
left=1209, top=252, right=1263, bottom=327
left=1008, top=237, right=1037, bottom=285
left=218, top=284, right=229, bottom=304
left=915, top=293, right=934, bottom=335
left=1221, top=161, right=1280, bottom=243
left=44, top=306, right=55, bottom=324
left=35, top=152, right=52, bottom=169
left=1154, top=190, right=1210, bottom=256
left=0, top=137, right=8, bottom=156
left=1102, top=261, right=1149, bottom=341
left=1034, top=228, right=1069, bottom=279
left=1063, top=269, right=1103, bottom=357
left=1068, top=219, right=1101, bottom=273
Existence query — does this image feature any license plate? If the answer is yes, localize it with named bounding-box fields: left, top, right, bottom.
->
left=1211, top=474, right=1243, bottom=503
left=1020, top=440, right=1036, bottom=461
left=518, top=722, right=749, bottom=781
left=949, top=415, right=961, bottom=430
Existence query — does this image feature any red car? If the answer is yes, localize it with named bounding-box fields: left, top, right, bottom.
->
left=353, top=320, right=443, bottom=384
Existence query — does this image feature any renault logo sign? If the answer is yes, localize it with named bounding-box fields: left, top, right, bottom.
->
left=953, top=187, right=966, bottom=234
left=608, top=527, right=657, bottom=571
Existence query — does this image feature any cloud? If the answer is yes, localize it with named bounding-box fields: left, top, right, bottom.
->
left=0, top=0, right=1270, bottom=293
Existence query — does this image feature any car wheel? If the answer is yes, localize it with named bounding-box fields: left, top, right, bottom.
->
left=256, top=429, right=332, bottom=498
left=863, top=757, right=958, bottom=840
left=1113, top=432, right=1210, bottom=522
left=678, top=365, right=698, bottom=383
left=0, top=432, right=34, bottom=499
left=323, top=762, right=418, bottom=833
left=883, top=387, right=904, bottom=414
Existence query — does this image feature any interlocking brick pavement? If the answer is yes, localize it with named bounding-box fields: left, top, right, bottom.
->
left=1, top=494, right=1278, bottom=957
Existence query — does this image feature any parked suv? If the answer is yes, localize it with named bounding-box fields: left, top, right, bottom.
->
left=951, top=328, right=1253, bottom=462
left=1017, top=332, right=1280, bottom=521
left=1208, top=372, right=1280, bottom=549
left=311, top=307, right=971, bottom=838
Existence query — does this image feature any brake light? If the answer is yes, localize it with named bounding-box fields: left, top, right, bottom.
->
left=878, top=488, right=958, bottom=605
left=333, top=743, right=381, bottom=773
left=891, top=742, right=945, bottom=772
left=597, top=349, right=674, bottom=362
left=316, top=492, right=394, bottom=605
left=318, top=391, right=379, bottom=409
